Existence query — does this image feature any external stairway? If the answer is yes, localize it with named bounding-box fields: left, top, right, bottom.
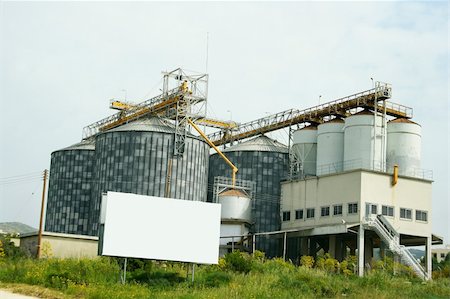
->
left=363, top=214, right=429, bottom=280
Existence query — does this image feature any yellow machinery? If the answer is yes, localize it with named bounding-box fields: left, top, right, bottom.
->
left=187, top=118, right=238, bottom=186
left=109, top=99, right=237, bottom=130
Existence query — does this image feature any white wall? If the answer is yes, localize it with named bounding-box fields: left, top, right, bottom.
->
left=281, top=170, right=432, bottom=238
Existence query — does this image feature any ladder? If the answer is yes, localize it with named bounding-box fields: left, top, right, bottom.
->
left=363, top=214, right=429, bottom=280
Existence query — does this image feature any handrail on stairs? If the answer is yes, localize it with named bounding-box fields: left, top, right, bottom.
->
left=363, top=215, right=429, bottom=280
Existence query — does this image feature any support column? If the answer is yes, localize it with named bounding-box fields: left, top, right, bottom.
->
left=358, top=225, right=365, bottom=277
left=300, top=237, right=309, bottom=256
left=426, top=236, right=432, bottom=280
left=310, top=238, right=319, bottom=257
left=380, top=241, right=386, bottom=259
left=329, top=235, right=336, bottom=258
left=335, top=237, right=344, bottom=261
left=364, top=236, right=373, bottom=268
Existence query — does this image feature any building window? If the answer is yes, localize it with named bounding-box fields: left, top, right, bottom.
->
left=282, top=211, right=291, bottom=222
left=400, top=208, right=412, bottom=220
left=441, top=253, right=446, bottom=258
left=416, top=210, right=428, bottom=222
left=295, top=209, right=304, bottom=220
left=433, top=253, right=437, bottom=258
left=321, top=206, right=330, bottom=217
left=382, top=205, right=394, bottom=217
left=333, top=205, right=343, bottom=216
left=348, top=203, right=358, bottom=214
left=306, top=208, right=315, bottom=219
left=366, top=203, right=378, bottom=216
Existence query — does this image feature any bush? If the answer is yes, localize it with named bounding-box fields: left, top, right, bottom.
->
left=300, top=255, right=314, bottom=268
left=223, top=251, right=253, bottom=274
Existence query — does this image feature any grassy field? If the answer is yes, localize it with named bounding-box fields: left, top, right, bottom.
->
left=0, top=251, right=449, bottom=299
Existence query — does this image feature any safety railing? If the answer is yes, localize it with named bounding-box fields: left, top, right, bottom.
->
left=316, top=159, right=433, bottom=180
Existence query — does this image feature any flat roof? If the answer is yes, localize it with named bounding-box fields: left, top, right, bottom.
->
left=20, top=231, right=98, bottom=241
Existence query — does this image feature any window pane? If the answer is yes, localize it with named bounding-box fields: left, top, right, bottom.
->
left=334, top=205, right=343, bottom=216
left=295, top=209, right=303, bottom=220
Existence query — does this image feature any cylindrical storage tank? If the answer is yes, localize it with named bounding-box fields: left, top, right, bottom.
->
left=316, top=118, right=345, bottom=175
left=292, top=126, right=317, bottom=176
left=387, top=118, right=421, bottom=177
left=45, top=139, right=95, bottom=235
left=208, top=135, right=289, bottom=257
left=88, top=117, right=210, bottom=236
left=344, top=111, right=383, bottom=171
left=219, top=189, right=252, bottom=221
left=219, top=189, right=252, bottom=255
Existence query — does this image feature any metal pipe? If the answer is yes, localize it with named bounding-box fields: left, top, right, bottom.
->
left=187, top=118, right=238, bottom=186
left=392, top=164, right=398, bottom=186
left=252, top=234, right=256, bottom=255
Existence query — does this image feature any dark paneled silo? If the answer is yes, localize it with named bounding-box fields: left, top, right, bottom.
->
left=45, top=139, right=95, bottom=235
left=208, top=135, right=289, bottom=257
left=88, top=117, right=209, bottom=236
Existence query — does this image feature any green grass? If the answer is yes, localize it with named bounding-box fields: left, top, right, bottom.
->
left=0, top=252, right=449, bottom=299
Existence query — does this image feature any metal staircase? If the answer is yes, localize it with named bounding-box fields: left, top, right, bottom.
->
left=363, top=214, right=429, bottom=280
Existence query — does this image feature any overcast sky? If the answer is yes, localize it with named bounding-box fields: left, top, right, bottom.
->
left=0, top=1, right=448, bottom=242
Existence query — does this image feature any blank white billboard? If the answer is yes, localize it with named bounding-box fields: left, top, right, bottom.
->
left=100, top=191, right=221, bottom=265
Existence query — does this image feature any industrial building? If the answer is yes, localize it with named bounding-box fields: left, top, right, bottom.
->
left=43, top=68, right=441, bottom=280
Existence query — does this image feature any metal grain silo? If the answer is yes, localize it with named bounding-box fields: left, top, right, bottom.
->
left=292, top=126, right=317, bottom=176
left=219, top=189, right=252, bottom=256
left=316, top=118, right=345, bottom=175
left=88, top=117, right=210, bottom=236
left=343, top=111, right=383, bottom=171
left=45, top=139, right=95, bottom=235
left=387, top=118, right=421, bottom=177
left=208, top=135, right=289, bottom=257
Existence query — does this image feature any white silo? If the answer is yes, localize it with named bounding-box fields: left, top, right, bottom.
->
left=316, top=118, right=345, bottom=175
left=219, top=189, right=252, bottom=255
left=387, top=118, right=421, bottom=177
left=344, top=111, right=383, bottom=171
left=292, top=126, right=318, bottom=176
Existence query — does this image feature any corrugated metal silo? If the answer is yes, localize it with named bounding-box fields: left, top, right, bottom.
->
left=208, top=135, right=289, bottom=257
left=292, top=126, right=317, bottom=176
left=316, top=118, right=345, bottom=175
left=387, top=118, right=421, bottom=177
left=344, top=111, right=383, bottom=171
left=88, top=117, right=210, bottom=236
left=45, top=139, right=95, bottom=235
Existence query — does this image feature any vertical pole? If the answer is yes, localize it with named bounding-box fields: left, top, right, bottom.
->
left=373, top=82, right=377, bottom=170
left=358, top=224, right=365, bottom=277
left=164, top=158, right=173, bottom=198
left=283, top=231, right=287, bottom=260
left=231, top=237, right=234, bottom=252
left=382, top=98, right=387, bottom=171
left=37, top=169, right=48, bottom=258
left=122, top=257, right=127, bottom=284
left=252, top=234, right=256, bottom=255
left=192, top=264, right=195, bottom=283
left=426, top=236, right=432, bottom=280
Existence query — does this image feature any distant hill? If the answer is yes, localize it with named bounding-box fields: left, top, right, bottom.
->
left=0, top=222, right=37, bottom=235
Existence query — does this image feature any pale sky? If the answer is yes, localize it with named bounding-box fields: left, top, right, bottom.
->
left=0, top=1, right=448, bottom=242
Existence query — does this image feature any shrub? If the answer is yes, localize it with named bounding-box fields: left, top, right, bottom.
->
left=344, top=255, right=357, bottom=274
left=223, top=251, right=253, bottom=274
left=252, top=250, right=265, bottom=262
left=300, top=255, right=314, bottom=268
